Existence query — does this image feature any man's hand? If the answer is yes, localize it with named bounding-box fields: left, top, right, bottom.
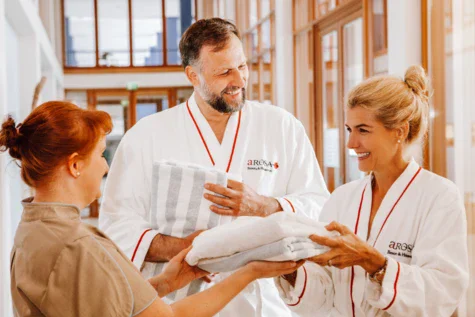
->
left=150, top=246, right=209, bottom=297
left=145, top=230, right=205, bottom=262
left=203, top=179, right=282, bottom=217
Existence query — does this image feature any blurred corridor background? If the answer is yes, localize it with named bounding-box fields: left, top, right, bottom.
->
left=0, top=0, right=474, bottom=315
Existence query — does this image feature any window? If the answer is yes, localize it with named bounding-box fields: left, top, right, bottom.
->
left=98, top=0, right=130, bottom=66
left=63, top=0, right=96, bottom=67
left=238, top=0, right=275, bottom=104
left=293, top=0, right=376, bottom=191
left=132, top=0, right=163, bottom=66
left=369, top=0, right=388, bottom=75
left=62, top=0, right=196, bottom=70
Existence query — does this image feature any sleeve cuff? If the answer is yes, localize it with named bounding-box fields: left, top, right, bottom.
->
left=275, top=266, right=307, bottom=306
left=276, top=197, right=297, bottom=214
left=365, top=257, right=401, bottom=310
left=130, top=229, right=160, bottom=270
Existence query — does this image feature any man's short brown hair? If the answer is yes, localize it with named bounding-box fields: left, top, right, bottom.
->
left=179, top=18, right=241, bottom=69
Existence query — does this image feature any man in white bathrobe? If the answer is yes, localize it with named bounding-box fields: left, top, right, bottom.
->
left=99, top=18, right=329, bottom=317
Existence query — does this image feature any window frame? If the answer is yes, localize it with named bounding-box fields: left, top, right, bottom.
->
left=236, top=0, right=276, bottom=104
left=60, top=0, right=197, bottom=73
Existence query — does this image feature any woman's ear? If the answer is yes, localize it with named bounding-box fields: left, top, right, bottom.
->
left=67, top=153, right=82, bottom=178
left=396, top=122, right=410, bottom=142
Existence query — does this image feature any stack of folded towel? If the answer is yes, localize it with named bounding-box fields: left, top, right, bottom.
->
left=185, top=212, right=337, bottom=273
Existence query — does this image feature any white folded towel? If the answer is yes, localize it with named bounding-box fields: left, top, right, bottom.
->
left=185, top=212, right=337, bottom=267
left=197, top=237, right=326, bottom=273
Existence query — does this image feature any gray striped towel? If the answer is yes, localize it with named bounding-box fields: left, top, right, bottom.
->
left=143, top=160, right=236, bottom=302
left=197, top=237, right=326, bottom=273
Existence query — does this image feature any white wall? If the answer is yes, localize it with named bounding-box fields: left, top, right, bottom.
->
left=1, top=0, right=64, bottom=315
left=64, top=71, right=191, bottom=90
left=0, top=1, right=13, bottom=315
left=387, top=0, right=423, bottom=162
left=387, top=0, right=422, bottom=76
left=274, top=0, right=294, bottom=114
left=5, top=17, right=24, bottom=242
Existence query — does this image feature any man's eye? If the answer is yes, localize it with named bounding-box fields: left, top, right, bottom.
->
left=359, top=129, right=369, bottom=134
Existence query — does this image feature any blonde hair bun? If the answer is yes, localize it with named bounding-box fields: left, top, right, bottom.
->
left=404, top=65, right=429, bottom=102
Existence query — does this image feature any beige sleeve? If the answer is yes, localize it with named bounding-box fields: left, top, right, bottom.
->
left=40, top=236, right=157, bottom=317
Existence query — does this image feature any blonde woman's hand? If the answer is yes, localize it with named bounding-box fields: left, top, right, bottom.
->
left=308, top=221, right=385, bottom=274
left=242, top=260, right=305, bottom=280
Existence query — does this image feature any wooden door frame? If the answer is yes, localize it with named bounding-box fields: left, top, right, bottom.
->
left=314, top=2, right=364, bottom=190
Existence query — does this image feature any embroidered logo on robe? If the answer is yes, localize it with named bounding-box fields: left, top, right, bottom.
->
left=247, top=160, right=279, bottom=173
left=387, top=240, right=414, bottom=258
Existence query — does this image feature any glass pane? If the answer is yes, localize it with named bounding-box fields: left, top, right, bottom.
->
left=251, top=28, right=259, bottom=58
left=64, top=0, right=96, bottom=67
left=444, top=0, right=475, bottom=312
left=260, top=0, right=271, bottom=18
left=322, top=30, right=341, bottom=192
left=372, top=0, right=388, bottom=74
left=249, top=62, right=259, bottom=101
left=343, top=18, right=365, bottom=183
left=315, top=0, right=337, bottom=18
left=250, top=0, right=258, bottom=26
left=294, top=0, right=309, bottom=29
left=97, top=0, right=130, bottom=67
left=65, top=91, right=88, bottom=108
left=136, top=92, right=168, bottom=121
left=262, top=51, right=272, bottom=104
left=133, top=0, right=163, bottom=66
left=96, top=100, right=127, bottom=165
left=166, top=0, right=194, bottom=65
left=262, top=20, right=271, bottom=52
left=295, top=31, right=313, bottom=136
left=372, top=0, right=387, bottom=54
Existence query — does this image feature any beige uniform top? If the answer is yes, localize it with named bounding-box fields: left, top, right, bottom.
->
left=10, top=198, right=158, bottom=317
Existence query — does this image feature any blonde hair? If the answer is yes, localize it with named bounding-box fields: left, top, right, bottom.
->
left=347, top=65, right=430, bottom=144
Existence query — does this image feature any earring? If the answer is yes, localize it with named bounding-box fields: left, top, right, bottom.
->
left=76, top=172, right=81, bottom=177
left=397, top=140, right=401, bottom=144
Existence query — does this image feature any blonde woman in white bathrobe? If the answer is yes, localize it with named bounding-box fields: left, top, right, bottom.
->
left=276, top=65, right=469, bottom=317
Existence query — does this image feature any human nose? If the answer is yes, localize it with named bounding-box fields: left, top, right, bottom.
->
left=231, top=69, right=246, bottom=88
left=347, top=131, right=358, bottom=149
left=104, top=160, right=110, bottom=174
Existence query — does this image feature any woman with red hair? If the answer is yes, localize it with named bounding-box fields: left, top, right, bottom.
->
left=1, top=101, right=301, bottom=317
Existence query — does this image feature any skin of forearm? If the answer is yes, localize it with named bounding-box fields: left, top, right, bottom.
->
left=261, top=196, right=283, bottom=216
left=361, top=245, right=386, bottom=275
left=148, top=275, right=171, bottom=298
left=170, top=268, right=257, bottom=317
left=145, top=234, right=188, bottom=262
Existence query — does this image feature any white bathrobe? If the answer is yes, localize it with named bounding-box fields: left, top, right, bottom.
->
left=99, top=93, right=330, bottom=317
left=276, top=160, right=469, bottom=316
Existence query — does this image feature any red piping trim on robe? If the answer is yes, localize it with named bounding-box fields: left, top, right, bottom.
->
left=186, top=101, right=215, bottom=166
left=288, top=266, right=308, bottom=306
left=131, top=228, right=152, bottom=262
left=350, top=166, right=421, bottom=316
left=186, top=100, right=242, bottom=173
left=372, top=167, right=422, bottom=247
left=283, top=198, right=296, bottom=213
left=383, top=261, right=401, bottom=310
left=350, top=185, right=367, bottom=317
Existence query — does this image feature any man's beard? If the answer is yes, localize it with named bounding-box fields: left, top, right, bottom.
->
left=200, top=81, right=246, bottom=114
